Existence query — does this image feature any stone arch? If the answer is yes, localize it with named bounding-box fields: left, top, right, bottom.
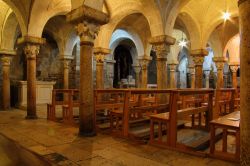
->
left=2, top=0, right=27, bottom=35
left=28, top=0, right=71, bottom=37
left=177, top=12, right=202, bottom=50
left=223, top=34, right=240, bottom=64
left=95, top=2, right=159, bottom=51
left=1, top=11, right=19, bottom=49
left=109, top=29, right=142, bottom=64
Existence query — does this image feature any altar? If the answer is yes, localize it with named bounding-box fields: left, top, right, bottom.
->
left=17, top=81, right=56, bottom=108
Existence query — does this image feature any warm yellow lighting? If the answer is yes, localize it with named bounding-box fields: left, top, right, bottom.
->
left=222, top=11, right=231, bottom=21
left=178, top=40, right=187, bottom=48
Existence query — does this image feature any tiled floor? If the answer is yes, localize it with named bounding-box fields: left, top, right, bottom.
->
left=0, top=108, right=239, bottom=166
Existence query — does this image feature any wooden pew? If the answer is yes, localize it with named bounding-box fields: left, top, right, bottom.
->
left=150, top=89, right=214, bottom=154
left=47, top=89, right=79, bottom=123
left=214, top=88, right=236, bottom=118
left=94, top=89, right=172, bottom=138
left=210, top=111, right=240, bottom=162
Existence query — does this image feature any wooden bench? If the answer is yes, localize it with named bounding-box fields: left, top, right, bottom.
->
left=149, top=89, right=214, bottom=154
left=210, top=111, right=240, bottom=162
left=47, top=89, right=79, bottom=123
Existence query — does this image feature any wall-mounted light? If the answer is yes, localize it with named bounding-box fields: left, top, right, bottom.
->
left=222, top=11, right=231, bottom=21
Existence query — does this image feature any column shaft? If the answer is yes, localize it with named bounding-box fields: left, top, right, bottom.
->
left=169, top=64, right=177, bottom=88
left=79, top=43, right=95, bottom=135
left=239, top=1, right=250, bottom=164
left=96, top=63, right=104, bottom=89
left=1, top=57, right=11, bottom=109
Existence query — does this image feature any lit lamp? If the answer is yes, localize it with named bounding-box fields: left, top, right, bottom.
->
left=178, top=39, right=187, bottom=48
left=222, top=11, right=231, bottom=21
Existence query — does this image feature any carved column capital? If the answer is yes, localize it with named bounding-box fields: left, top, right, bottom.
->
left=138, top=56, right=152, bottom=70
left=61, top=56, right=73, bottom=69
left=204, top=70, right=210, bottom=78
left=132, top=64, right=141, bottom=74
left=0, top=49, right=16, bottom=66
left=76, top=22, right=100, bottom=44
left=17, top=36, right=45, bottom=60
left=149, top=35, right=176, bottom=60
left=66, top=5, right=109, bottom=45
left=191, top=49, right=208, bottom=66
left=168, top=63, right=178, bottom=72
left=230, top=64, right=240, bottom=73
left=213, top=57, right=227, bottom=70
left=93, top=47, right=111, bottom=64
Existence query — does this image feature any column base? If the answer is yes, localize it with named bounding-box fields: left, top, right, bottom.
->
left=78, top=130, right=96, bottom=137
left=25, top=115, right=38, bottom=119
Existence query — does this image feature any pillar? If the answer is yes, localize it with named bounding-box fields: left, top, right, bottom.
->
left=93, top=47, right=111, bottom=89
left=61, top=56, right=74, bottom=89
left=230, top=63, right=239, bottom=89
left=132, top=64, right=141, bottom=88
left=17, top=36, right=45, bottom=119
left=149, top=35, right=176, bottom=89
left=66, top=5, right=109, bottom=136
left=204, top=70, right=210, bottom=88
left=239, top=1, right=250, bottom=164
left=0, top=50, right=16, bottom=110
left=138, top=56, right=151, bottom=88
left=105, top=59, right=116, bottom=88
left=213, top=57, right=227, bottom=89
left=168, top=63, right=178, bottom=88
left=191, top=49, right=208, bottom=88
left=188, top=65, right=195, bottom=88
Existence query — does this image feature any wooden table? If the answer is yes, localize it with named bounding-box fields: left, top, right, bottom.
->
left=210, top=111, right=240, bottom=162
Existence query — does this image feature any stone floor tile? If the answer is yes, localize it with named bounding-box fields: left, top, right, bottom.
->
left=28, top=145, right=55, bottom=156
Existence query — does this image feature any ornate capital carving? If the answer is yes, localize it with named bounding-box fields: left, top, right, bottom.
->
left=230, top=65, right=240, bottom=73
left=0, top=49, right=16, bottom=66
left=138, top=56, right=152, bottom=70
left=132, top=64, right=141, bottom=74
left=61, top=56, right=73, bottom=69
left=67, top=5, right=109, bottom=45
left=1, top=56, right=12, bottom=66
left=76, top=22, right=100, bottom=44
left=24, top=44, right=40, bottom=60
left=93, top=47, right=111, bottom=64
left=213, top=57, right=227, bottom=71
left=168, top=63, right=178, bottom=72
left=149, top=35, right=175, bottom=60
left=190, top=49, right=208, bottom=66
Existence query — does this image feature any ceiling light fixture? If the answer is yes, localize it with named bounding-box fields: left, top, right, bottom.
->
left=222, top=11, right=231, bottom=21
left=178, top=39, right=187, bottom=48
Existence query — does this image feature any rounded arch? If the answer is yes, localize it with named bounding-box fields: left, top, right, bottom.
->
left=1, top=11, right=20, bottom=49
left=28, top=0, right=71, bottom=37
left=177, top=12, right=202, bottom=50
left=95, top=1, right=161, bottom=50
left=109, top=29, right=143, bottom=59
left=223, top=34, right=240, bottom=64
left=2, top=0, right=27, bottom=35
left=202, top=14, right=239, bottom=48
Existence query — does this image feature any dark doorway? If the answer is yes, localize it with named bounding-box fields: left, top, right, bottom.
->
left=113, top=45, right=133, bottom=88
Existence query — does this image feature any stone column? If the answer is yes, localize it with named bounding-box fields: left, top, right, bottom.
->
left=239, top=1, right=250, bottom=164
left=168, top=63, right=178, bottom=88
left=132, top=64, right=141, bottom=88
left=66, top=5, right=109, bottom=136
left=138, top=56, right=151, bottom=88
left=149, top=35, right=176, bottom=89
left=61, top=56, right=74, bottom=89
left=188, top=65, right=195, bottom=88
left=105, top=59, right=116, bottom=88
left=191, top=49, right=208, bottom=88
left=230, top=63, right=239, bottom=89
left=204, top=70, right=210, bottom=88
left=93, top=47, right=111, bottom=89
left=213, top=57, right=227, bottom=89
left=17, top=36, right=45, bottom=119
left=0, top=50, right=16, bottom=110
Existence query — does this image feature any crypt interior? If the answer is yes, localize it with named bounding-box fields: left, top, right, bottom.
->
left=0, top=0, right=248, bottom=165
